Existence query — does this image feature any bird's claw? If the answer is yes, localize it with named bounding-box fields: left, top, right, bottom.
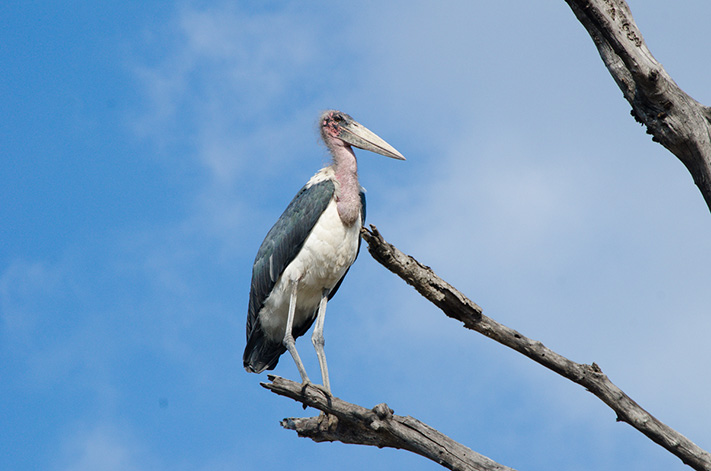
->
left=312, top=383, right=332, bottom=397
left=299, top=379, right=332, bottom=396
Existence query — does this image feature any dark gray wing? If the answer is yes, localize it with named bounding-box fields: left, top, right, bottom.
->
left=244, top=179, right=335, bottom=372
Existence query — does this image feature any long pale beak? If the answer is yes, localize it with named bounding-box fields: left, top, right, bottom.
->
left=339, top=121, right=406, bottom=160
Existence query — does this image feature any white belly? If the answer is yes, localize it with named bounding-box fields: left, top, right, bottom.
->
left=258, top=199, right=361, bottom=342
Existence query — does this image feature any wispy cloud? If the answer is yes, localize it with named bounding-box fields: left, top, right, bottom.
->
left=131, top=3, right=330, bottom=184
left=54, top=424, right=152, bottom=471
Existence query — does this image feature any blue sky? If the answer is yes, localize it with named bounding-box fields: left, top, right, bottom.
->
left=2, top=1, right=711, bottom=470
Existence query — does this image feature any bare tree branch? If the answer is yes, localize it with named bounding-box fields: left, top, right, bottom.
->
left=360, top=224, right=711, bottom=471
left=564, top=0, right=711, bottom=211
left=262, top=375, right=515, bottom=471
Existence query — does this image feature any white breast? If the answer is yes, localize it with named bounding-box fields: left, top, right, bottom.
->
left=258, top=198, right=361, bottom=343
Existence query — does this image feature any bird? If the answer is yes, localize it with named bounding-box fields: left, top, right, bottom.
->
left=243, top=110, right=405, bottom=393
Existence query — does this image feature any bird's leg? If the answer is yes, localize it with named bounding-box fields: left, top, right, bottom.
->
left=311, top=290, right=331, bottom=394
left=283, top=280, right=311, bottom=385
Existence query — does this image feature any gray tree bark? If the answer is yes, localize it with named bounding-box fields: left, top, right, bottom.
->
left=565, top=0, right=711, bottom=211
left=263, top=375, right=515, bottom=471
left=361, top=225, right=711, bottom=471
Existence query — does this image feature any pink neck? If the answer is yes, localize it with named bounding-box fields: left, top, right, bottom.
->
left=329, top=142, right=361, bottom=226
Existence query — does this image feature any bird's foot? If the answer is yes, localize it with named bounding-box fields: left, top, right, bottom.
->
left=299, top=377, right=311, bottom=386
left=296, top=378, right=332, bottom=396
left=311, top=382, right=332, bottom=397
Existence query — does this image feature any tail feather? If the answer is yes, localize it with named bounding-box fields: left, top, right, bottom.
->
left=243, top=327, right=286, bottom=373
left=243, top=309, right=317, bottom=374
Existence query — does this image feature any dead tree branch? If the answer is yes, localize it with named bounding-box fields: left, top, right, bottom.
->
left=360, top=224, right=711, bottom=471
left=564, top=0, right=711, bottom=211
left=262, top=375, right=515, bottom=471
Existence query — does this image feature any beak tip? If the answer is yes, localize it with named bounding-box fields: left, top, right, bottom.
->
left=384, top=150, right=406, bottom=161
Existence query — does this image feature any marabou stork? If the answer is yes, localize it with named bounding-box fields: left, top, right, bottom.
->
left=243, top=110, right=404, bottom=392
